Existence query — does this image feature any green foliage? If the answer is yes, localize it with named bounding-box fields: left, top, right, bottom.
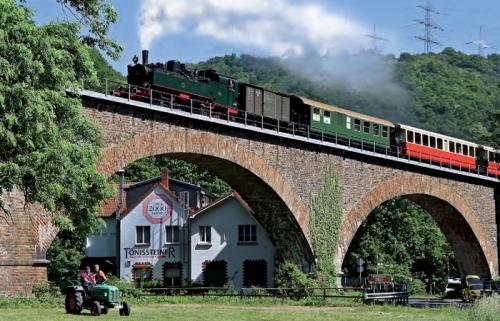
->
left=310, top=167, right=343, bottom=287
left=32, top=281, right=60, bottom=297
left=105, top=275, right=143, bottom=298
left=123, top=156, right=232, bottom=196
left=467, top=296, right=500, bottom=321
left=46, top=230, right=87, bottom=289
left=345, top=198, right=457, bottom=293
left=54, top=0, right=122, bottom=59
left=0, top=0, right=113, bottom=232
left=275, top=261, right=317, bottom=299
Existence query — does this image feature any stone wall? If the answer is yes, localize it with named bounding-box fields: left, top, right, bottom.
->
left=0, top=189, right=55, bottom=296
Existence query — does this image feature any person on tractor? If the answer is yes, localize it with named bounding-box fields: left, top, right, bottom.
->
left=94, top=264, right=107, bottom=284
left=81, top=265, right=96, bottom=295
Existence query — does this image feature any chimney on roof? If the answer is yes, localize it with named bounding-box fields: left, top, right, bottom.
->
left=161, top=169, right=169, bottom=190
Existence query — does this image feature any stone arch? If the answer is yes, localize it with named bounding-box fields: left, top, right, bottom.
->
left=337, top=176, right=497, bottom=278
left=98, top=128, right=313, bottom=261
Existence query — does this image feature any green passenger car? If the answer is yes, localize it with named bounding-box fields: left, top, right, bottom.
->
left=152, top=69, right=239, bottom=107
left=301, top=97, right=394, bottom=148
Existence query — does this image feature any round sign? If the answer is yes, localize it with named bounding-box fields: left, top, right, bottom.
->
left=142, top=193, right=173, bottom=224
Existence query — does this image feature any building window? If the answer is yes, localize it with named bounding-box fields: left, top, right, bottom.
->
left=199, top=226, right=211, bottom=244
left=202, top=260, right=227, bottom=287
left=323, top=111, right=331, bottom=124
left=163, top=262, right=182, bottom=287
left=179, top=191, right=189, bottom=206
left=165, top=226, right=180, bottom=244
left=312, top=108, right=320, bottom=121
left=132, top=263, right=153, bottom=283
left=354, top=119, right=361, bottom=131
left=373, top=124, right=379, bottom=136
left=363, top=122, right=370, bottom=133
left=346, top=116, right=351, bottom=129
left=136, top=226, right=150, bottom=245
left=243, top=260, right=268, bottom=288
left=238, top=225, right=257, bottom=243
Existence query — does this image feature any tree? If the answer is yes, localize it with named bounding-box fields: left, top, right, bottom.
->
left=310, top=167, right=343, bottom=286
left=345, top=198, right=456, bottom=293
left=53, top=0, right=122, bottom=59
left=0, top=1, right=113, bottom=231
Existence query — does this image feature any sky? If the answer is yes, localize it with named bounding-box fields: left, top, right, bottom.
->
left=25, top=0, right=500, bottom=74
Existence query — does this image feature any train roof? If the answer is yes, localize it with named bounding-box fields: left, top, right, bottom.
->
left=397, top=124, right=481, bottom=147
left=298, top=96, right=394, bottom=127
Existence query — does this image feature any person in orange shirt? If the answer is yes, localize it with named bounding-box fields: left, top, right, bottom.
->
left=94, top=264, right=107, bottom=284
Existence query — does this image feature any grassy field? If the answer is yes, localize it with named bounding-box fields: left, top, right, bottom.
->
left=0, top=302, right=469, bottom=321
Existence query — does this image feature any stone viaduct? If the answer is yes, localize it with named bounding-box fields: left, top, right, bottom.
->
left=1, top=91, right=498, bottom=295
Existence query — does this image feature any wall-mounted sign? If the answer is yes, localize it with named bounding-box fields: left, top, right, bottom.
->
left=142, top=193, right=173, bottom=224
left=124, top=247, right=176, bottom=259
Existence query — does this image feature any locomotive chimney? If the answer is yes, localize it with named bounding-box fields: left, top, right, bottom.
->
left=142, top=50, right=149, bottom=65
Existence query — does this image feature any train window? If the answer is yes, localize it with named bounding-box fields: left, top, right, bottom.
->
left=430, top=136, right=436, bottom=148
left=407, top=131, right=414, bottom=143
left=463, top=145, right=468, bottom=156
left=382, top=126, right=389, bottom=138
left=354, top=119, right=361, bottom=131
left=422, top=135, right=429, bottom=146
left=323, top=111, right=331, bottom=124
left=470, top=146, right=475, bottom=157
left=373, top=124, right=380, bottom=136
left=437, top=138, right=443, bottom=150
left=346, top=116, right=352, bottom=129
left=363, top=122, right=370, bottom=133
left=449, top=141, right=455, bottom=153
left=313, top=108, right=320, bottom=121
left=496, top=153, right=500, bottom=163
left=415, top=132, right=421, bottom=145
left=456, top=144, right=462, bottom=155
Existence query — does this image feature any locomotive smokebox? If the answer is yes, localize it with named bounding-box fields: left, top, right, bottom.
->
left=142, top=50, right=149, bottom=65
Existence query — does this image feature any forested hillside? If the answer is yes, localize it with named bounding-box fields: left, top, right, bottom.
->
left=194, top=49, right=499, bottom=145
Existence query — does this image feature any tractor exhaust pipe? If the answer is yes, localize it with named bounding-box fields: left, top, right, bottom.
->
left=142, top=50, right=149, bottom=65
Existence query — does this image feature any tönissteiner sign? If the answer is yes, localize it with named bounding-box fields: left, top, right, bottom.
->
left=142, top=193, right=173, bottom=224
left=124, top=247, right=176, bottom=259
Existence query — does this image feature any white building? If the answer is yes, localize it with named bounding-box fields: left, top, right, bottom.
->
left=85, top=170, right=276, bottom=288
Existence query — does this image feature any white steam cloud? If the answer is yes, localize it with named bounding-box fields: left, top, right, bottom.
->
left=139, top=0, right=369, bottom=55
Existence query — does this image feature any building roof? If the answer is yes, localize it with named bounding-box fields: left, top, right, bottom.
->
left=99, top=182, right=135, bottom=217
left=190, top=192, right=253, bottom=219
left=119, top=182, right=184, bottom=220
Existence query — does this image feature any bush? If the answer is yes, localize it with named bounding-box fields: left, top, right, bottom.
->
left=468, top=296, right=500, bottom=321
left=106, top=275, right=143, bottom=298
left=275, top=261, right=317, bottom=299
left=32, top=281, right=60, bottom=297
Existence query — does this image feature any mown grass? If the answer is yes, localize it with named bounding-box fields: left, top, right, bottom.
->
left=0, top=302, right=469, bottom=321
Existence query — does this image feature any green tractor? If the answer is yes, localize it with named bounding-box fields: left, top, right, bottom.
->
left=65, top=283, right=131, bottom=316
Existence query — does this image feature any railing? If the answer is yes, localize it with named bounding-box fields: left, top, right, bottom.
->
left=84, top=79, right=500, bottom=182
left=363, top=291, right=409, bottom=305
left=142, top=286, right=363, bottom=301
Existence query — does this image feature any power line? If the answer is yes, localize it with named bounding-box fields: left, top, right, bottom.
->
left=365, top=24, right=388, bottom=53
left=414, top=0, right=444, bottom=53
left=466, top=26, right=496, bottom=57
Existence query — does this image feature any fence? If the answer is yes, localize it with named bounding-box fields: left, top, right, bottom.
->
left=142, top=286, right=363, bottom=301
left=84, top=79, right=500, bottom=181
left=363, top=291, right=410, bottom=305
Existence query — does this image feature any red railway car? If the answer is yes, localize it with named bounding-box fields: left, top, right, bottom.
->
left=478, top=146, right=500, bottom=176
left=396, top=125, right=478, bottom=171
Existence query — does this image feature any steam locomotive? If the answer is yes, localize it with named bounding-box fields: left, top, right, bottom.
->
left=114, top=50, right=500, bottom=177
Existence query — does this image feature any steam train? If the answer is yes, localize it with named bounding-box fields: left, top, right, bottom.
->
left=114, top=50, right=500, bottom=177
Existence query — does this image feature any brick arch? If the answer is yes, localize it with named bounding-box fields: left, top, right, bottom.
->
left=98, top=128, right=313, bottom=260
left=337, top=176, right=497, bottom=278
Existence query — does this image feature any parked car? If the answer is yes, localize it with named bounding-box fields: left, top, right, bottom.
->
left=444, top=278, right=461, bottom=298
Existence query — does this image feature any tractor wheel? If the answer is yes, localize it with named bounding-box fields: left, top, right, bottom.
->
left=119, top=301, right=131, bottom=316
left=65, top=292, right=83, bottom=314
left=90, top=301, right=101, bottom=316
